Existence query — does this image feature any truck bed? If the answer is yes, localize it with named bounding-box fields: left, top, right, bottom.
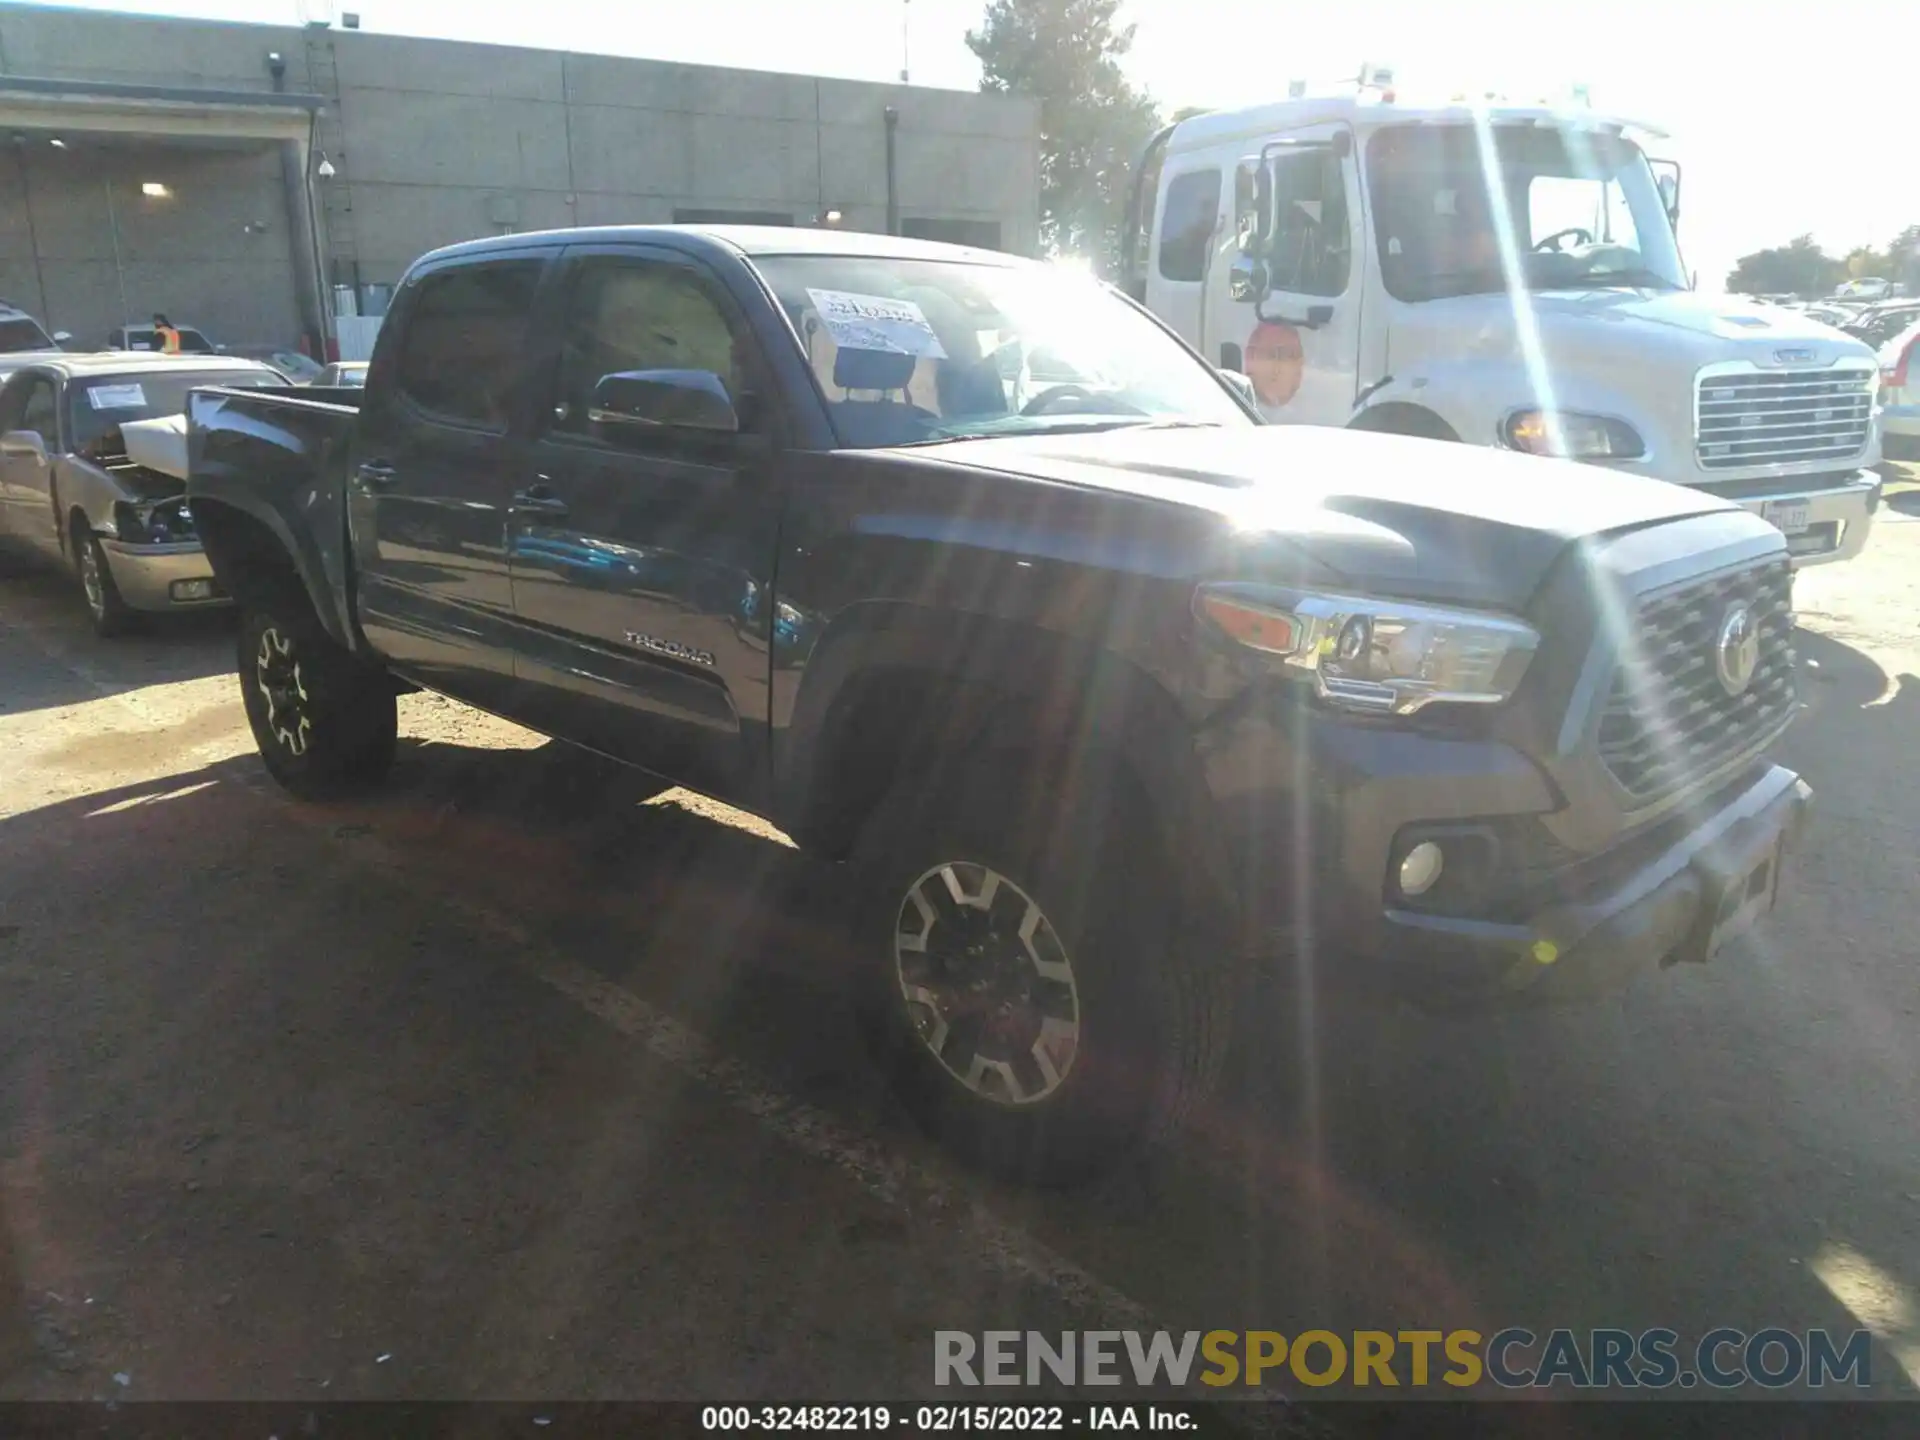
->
left=186, top=383, right=366, bottom=648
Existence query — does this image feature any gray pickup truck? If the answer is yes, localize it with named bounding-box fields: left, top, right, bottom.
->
left=186, top=225, right=1812, bottom=1181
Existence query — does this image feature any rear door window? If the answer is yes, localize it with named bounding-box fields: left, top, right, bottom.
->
left=395, top=260, right=545, bottom=431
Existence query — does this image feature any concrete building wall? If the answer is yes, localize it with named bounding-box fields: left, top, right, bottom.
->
left=0, top=4, right=1040, bottom=347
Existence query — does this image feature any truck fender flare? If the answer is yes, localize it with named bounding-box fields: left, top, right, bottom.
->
left=777, top=601, right=1236, bottom=918
left=189, top=492, right=355, bottom=650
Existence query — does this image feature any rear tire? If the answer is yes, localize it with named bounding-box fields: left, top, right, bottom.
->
left=74, top=528, right=135, bottom=639
left=850, top=756, right=1226, bottom=1185
left=238, top=593, right=396, bottom=800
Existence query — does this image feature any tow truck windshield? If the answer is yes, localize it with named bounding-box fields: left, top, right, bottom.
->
left=1366, top=122, right=1687, bottom=302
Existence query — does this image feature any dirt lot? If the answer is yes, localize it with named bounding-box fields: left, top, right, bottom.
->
left=1, top=474, right=1917, bottom=1407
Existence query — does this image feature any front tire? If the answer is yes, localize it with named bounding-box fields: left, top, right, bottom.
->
left=851, top=758, right=1225, bottom=1185
left=238, top=596, right=397, bottom=800
left=75, top=529, right=134, bottom=639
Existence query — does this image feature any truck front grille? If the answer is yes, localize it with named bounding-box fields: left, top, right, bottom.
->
left=1694, top=366, right=1876, bottom=469
left=1598, top=557, right=1796, bottom=801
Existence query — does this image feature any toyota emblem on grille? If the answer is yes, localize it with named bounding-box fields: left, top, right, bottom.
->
left=1773, top=347, right=1816, bottom=364
left=1715, top=604, right=1761, bottom=696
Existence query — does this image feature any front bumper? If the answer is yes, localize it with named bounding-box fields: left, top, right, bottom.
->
left=1364, top=765, right=1812, bottom=1010
left=99, top=539, right=230, bottom=611
left=1720, top=470, right=1879, bottom=567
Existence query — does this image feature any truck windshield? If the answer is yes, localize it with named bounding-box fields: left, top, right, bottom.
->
left=0, top=317, right=56, bottom=353
left=752, top=254, right=1252, bottom=448
left=70, top=369, right=280, bottom=459
left=1366, top=122, right=1686, bottom=302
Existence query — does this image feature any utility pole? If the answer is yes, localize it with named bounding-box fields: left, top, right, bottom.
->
left=900, top=0, right=910, bottom=83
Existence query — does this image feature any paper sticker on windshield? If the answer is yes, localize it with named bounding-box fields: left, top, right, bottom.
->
left=806, top=289, right=948, bottom=359
left=87, top=383, right=148, bottom=410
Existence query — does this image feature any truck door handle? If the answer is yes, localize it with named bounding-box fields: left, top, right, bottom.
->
left=356, top=460, right=396, bottom=489
left=511, top=483, right=569, bottom=517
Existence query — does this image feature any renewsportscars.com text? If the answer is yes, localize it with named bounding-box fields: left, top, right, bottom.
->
left=934, top=1328, right=1873, bottom=1390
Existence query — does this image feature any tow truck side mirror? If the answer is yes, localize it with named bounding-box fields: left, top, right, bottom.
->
left=1651, top=160, right=1681, bottom=227
left=1228, top=254, right=1270, bottom=304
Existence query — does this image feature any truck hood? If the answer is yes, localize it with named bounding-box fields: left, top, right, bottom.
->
left=907, top=423, right=1740, bottom=608
left=1394, top=286, right=1875, bottom=384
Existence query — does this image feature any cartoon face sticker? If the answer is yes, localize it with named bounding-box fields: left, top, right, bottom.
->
left=1245, top=321, right=1305, bottom=411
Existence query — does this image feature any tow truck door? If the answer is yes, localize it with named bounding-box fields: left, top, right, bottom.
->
left=1211, top=124, right=1365, bottom=426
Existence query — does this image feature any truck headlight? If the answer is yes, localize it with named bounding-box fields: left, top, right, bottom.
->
left=1197, top=587, right=1540, bottom=715
left=1502, top=409, right=1644, bottom=460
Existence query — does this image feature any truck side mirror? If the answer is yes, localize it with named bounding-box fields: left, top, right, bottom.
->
left=52, top=330, right=72, bottom=346
left=591, top=369, right=739, bottom=435
left=1227, top=253, right=1270, bottom=304
left=1651, top=160, right=1681, bottom=226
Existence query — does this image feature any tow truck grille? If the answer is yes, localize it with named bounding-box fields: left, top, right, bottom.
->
left=1598, top=558, right=1796, bottom=801
left=1694, top=366, right=1876, bottom=469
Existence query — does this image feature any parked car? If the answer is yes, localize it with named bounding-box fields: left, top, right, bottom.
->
left=1844, top=301, right=1920, bottom=350
left=0, top=354, right=281, bottom=634
left=187, top=225, right=1813, bottom=1181
left=318, top=360, right=369, bottom=387
left=0, top=301, right=71, bottom=354
left=1879, top=317, right=1920, bottom=461
left=229, top=346, right=329, bottom=385
left=106, top=323, right=220, bottom=355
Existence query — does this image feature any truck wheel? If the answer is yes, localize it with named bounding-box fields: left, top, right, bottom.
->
left=850, top=760, right=1225, bottom=1185
left=238, top=599, right=396, bottom=800
left=74, top=528, right=135, bottom=638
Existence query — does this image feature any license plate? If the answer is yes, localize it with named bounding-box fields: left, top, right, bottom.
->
left=1764, top=499, right=1811, bottom=535
left=1703, top=836, right=1784, bottom=962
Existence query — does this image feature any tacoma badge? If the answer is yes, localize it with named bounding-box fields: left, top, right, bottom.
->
left=625, top=632, right=716, bottom=666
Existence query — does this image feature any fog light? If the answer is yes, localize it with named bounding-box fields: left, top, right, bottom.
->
left=170, top=579, right=216, bottom=601
left=1398, top=841, right=1445, bottom=897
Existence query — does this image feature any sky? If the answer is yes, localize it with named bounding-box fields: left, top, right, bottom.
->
left=32, top=0, right=1920, bottom=291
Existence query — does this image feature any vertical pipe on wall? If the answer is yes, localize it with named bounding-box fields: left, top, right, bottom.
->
left=884, top=105, right=899, bottom=237
left=280, top=132, right=328, bottom=359
left=10, top=145, right=52, bottom=325
left=102, top=177, right=131, bottom=332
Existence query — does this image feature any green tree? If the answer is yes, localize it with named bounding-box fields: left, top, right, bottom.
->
left=968, top=0, right=1160, bottom=270
left=1725, top=234, right=1845, bottom=298
left=1887, top=225, right=1920, bottom=289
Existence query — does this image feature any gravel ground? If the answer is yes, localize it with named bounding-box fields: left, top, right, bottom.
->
left=0, top=471, right=1916, bottom=1408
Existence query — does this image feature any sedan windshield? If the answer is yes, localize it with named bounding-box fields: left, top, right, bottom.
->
left=70, top=368, right=280, bottom=458
left=1366, top=122, right=1687, bottom=302
left=751, top=254, right=1252, bottom=449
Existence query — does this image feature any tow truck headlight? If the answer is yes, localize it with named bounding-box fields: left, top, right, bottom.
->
left=1502, top=409, right=1645, bottom=460
left=1197, top=587, right=1540, bottom=715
